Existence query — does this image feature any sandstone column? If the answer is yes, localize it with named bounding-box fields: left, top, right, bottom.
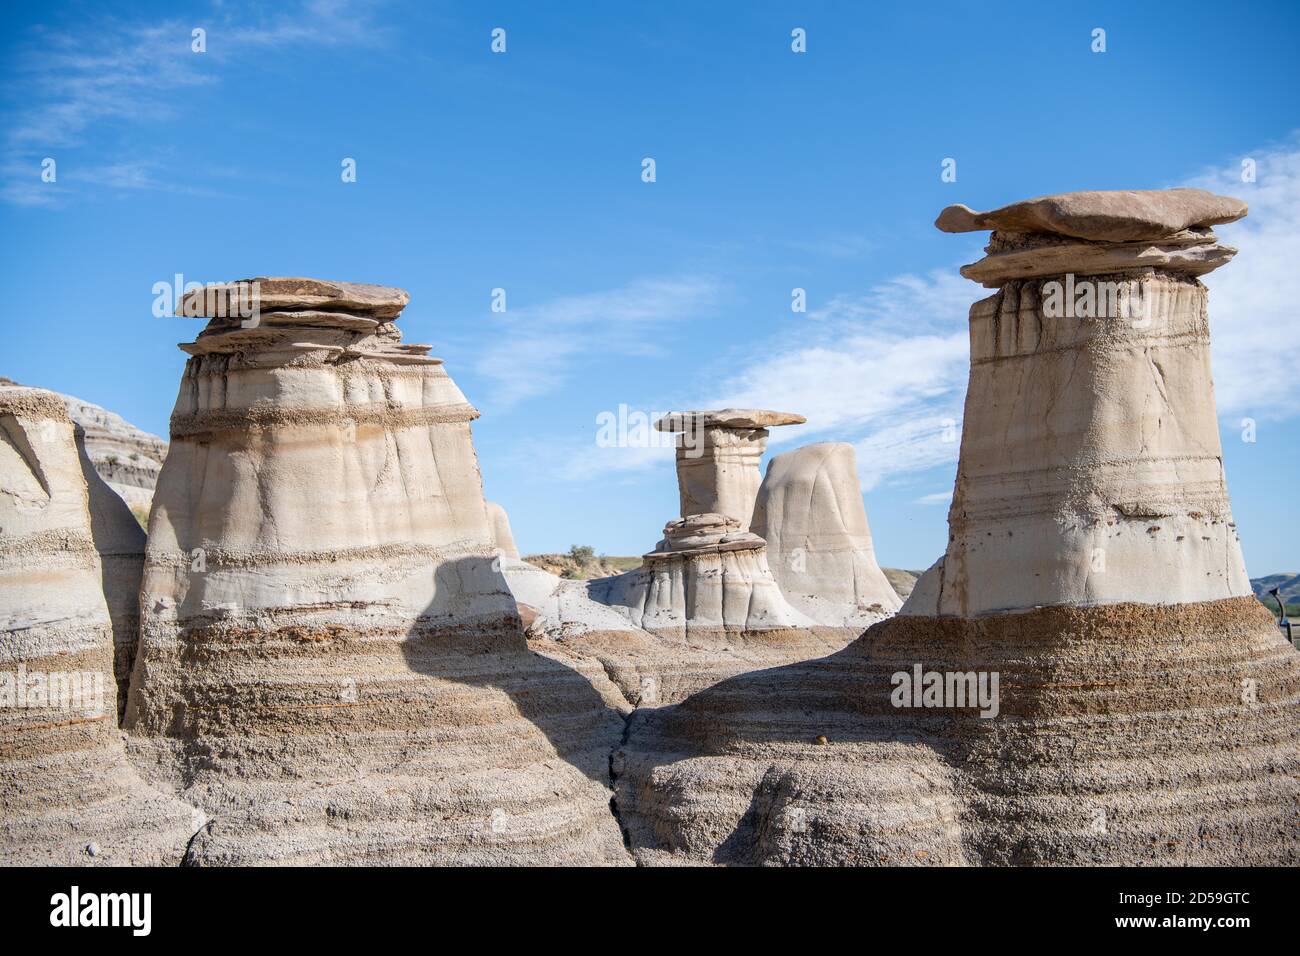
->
left=907, top=187, right=1254, bottom=616
left=654, top=408, right=804, bottom=530
left=752, top=442, right=901, bottom=626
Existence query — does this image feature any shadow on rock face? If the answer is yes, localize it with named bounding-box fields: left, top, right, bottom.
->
left=402, top=556, right=628, bottom=788
left=615, top=600, right=1300, bottom=866
left=74, top=422, right=146, bottom=724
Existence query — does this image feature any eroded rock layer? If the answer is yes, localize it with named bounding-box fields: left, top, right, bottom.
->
left=655, top=409, right=805, bottom=530
left=124, top=279, right=629, bottom=864
left=616, top=597, right=1298, bottom=865
left=0, top=386, right=198, bottom=865
left=908, top=198, right=1251, bottom=616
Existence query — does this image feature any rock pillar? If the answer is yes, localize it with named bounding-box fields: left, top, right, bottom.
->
left=654, top=408, right=804, bottom=530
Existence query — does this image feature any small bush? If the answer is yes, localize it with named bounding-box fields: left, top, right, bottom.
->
left=568, top=544, right=596, bottom=564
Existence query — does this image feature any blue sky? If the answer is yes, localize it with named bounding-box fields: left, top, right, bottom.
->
left=3, top=0, right=1299, bottom=574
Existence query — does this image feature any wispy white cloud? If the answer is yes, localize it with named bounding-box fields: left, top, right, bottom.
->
left=472, top=276, right=725, bottom=411
left=528, top=267, right=974, bottom=490
left=1183, top=138, right=1300, bottom=421
left=2, top=1, right=388, bottom=205
left=537, top=138, right=1300, bottom=494
left=702, top=269, right=973, bottom=491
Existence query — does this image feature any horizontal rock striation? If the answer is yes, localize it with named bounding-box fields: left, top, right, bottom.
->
left=0, top=386, right=199, bottom=865
left=909, top=192, right=1252, bottom=616
left=124, top=279, right=629, bottom=864
left=615, top=596, right=1298, bottom=865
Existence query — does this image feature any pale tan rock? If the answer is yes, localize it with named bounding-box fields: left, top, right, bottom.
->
left=904, top=280, right=1249, bottom=616
left=935, top=187, right=1247, bottom=241
left=125, top=280, right=629, bottom=865
left=960, top=230, right=1237, bottom=287
left=177, top=277, right=410, bottom=319
left=485, top=501, right=520, bottom=560
left=655, top=408, right=805, bottom=530
left=0, top=377, right=167, bottom=515
left=752, top=443, right=900, bottom=627
left=601, top=514, right=813, bottom=638
left=0, top=386, right=200, bottom=865
left=506, top=555, right=845, bottom=709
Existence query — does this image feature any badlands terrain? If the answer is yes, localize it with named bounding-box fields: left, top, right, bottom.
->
left=1, top=189, right=1297, bottom=866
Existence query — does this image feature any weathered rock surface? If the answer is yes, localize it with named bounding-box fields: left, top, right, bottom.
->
left=753, top=443, right=901, bottom=627
left=906, top=259, right=1248, bottom=615
left=615, top=597, right=1298, bottom=865
left=123, top=279, right=629, bottom=865
left=935, top=187, right=1247, bottom=242
left=0, top=385, right=199, bottom=865
left=179, top=277, right=411, bottom=319
left=597, top=513, right=813, bottom=638
left=614, top=189, right=1299, bottom=866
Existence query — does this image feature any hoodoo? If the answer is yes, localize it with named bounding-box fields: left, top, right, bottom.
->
left=504, top=409, right=858, bottom=707
left=655, top=408, right=804, bottom=529
left=123, top=278, right=629, bottom=865
left=594, top=408, right=812, bottom=640
left=613, top=190, right=1300, bottom=865
left=0, top=385, right=198, bottom=865
left=911, top=187, right=1252, bottom=614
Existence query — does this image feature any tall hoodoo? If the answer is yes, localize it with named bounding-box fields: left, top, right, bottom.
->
left=125, top=278, right=628, bottom=865
left=0, top=386, right=198, bottom=865
left=909, top=187, right=1252, bottom=615
left=655, top=408, right=804, bottom=530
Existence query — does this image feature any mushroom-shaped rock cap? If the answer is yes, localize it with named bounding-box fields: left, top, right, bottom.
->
left=177, top=277, right=410, bottom=319
left=935, top=188, right=1247, bottom=242
left=654, top=408, right=806, bottom=432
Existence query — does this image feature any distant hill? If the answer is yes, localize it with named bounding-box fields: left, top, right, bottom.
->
left=1252, top=573, right=1300, bottom=617
left=883, top=568, right=922, bottom=600
left=524, top=551, right=642, bottom=580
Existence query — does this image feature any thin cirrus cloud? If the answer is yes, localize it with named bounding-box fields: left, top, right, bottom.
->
left=548, top=139, right=1300, bottom=494
left=701, top=268, right=975, bottom=491
left=544, top=266, right=976, bottom=490
left=1, top=1, right=389, bottom=206
left=472, top=275, right=725, bottom=411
